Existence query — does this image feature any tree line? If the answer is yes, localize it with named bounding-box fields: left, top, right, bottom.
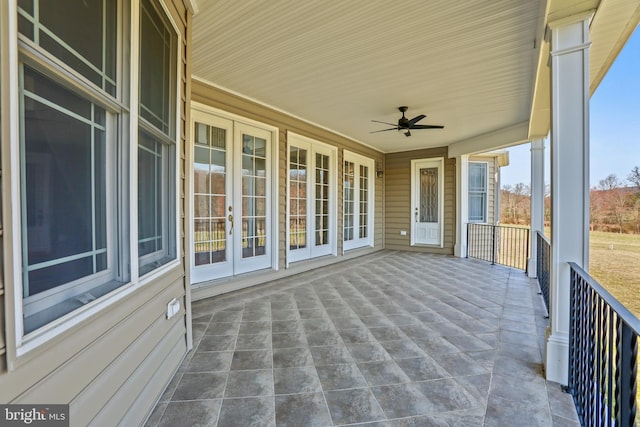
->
left=500, top=166, right=640, bottom=233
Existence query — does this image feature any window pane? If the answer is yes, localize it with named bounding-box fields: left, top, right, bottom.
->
left=19, top=0, right=118, bottom=95
left=138, top=0, right=177, bottom=275
left=140, top=0, right=175, bottom=136
left=22, top=66, right=107, bottom=290
left=469, top=163, right=487, bottom=191
left=21, top=66, right=119, bottom=333
left=138, top=132, right=162, bottom=257
left=138, top=129, right=175, bottom=274
left=468, top=163, right=487, bottom=222
left=469, top=193, right=487, bottom=222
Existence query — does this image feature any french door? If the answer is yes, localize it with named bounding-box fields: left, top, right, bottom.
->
left=191, top=110, right=273, bottom=283
left=411, top=158, right=444, bottom=246
left=287, top=133, right=337, bottom=264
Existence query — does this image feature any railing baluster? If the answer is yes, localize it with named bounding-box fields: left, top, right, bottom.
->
left=568, top=263, right=640, bottom=427
left=466, top=223, right=531, bottom=271
left=608, top=307, right=614, bottom=427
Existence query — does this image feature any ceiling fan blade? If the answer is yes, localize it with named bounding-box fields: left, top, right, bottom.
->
left=371, top=120, right=398, bottom=126
left=410, top=124, right=445, bottom=129
left=370, top=127, right=399, bottom=133
left=408, top=114, right=426, bottom=126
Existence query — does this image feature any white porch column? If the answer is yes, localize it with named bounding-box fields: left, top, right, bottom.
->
left=545, top=13, right=592, bottom=385
left=528, top=139, right=545, bottom=278
left=454, top=155, right=469, bottom=258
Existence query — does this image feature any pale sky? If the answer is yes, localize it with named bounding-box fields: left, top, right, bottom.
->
left=501, top=25, right=640, bottom=188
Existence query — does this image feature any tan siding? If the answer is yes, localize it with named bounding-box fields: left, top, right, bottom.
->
left=0, top=1, right=190, bottom=425
left=90, top=321, right=186, bottom=427
left=383, top=147, right=455, bottom=255
left=16, top=277, right=184, bottom=410
left=116, top=333, right=186, bottom=427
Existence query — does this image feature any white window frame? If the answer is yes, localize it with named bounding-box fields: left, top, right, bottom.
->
left=136, top=0, right=180, bottom=278
left=286, top=132, right=337, bottom=265
left=468, top=161, right=488, bottom=223
left=1, top=0, right=182, bottom=364
left=343, top=151, right=374, bottom=252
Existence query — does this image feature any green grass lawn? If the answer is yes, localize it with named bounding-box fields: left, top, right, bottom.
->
left=589, top=231, right=640, bottom=318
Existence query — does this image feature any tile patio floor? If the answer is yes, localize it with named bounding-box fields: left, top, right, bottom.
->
left=146, top=251, right=580, bottom=427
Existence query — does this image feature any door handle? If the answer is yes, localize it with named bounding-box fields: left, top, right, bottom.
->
left=228, top=214, right=234, bottom=235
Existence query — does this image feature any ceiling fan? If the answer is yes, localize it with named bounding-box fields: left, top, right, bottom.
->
left=371, top=106, right=444, bottom=137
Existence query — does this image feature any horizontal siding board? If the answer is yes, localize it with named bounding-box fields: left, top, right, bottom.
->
left=85, top=321, right=186, bottom=427
left=117, top=334, right=186, bottom=427
left=15, top=277, right=185, bottom=404
left=0, top=267, right=183, bottom=402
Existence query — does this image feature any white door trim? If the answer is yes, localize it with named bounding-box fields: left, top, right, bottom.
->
left=286, top=132, right=338, bottom=266
left=411, top=158, right=444, bottom=247
left=189, top=102, right=279, bottom=286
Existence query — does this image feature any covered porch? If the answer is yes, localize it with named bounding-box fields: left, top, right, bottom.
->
left=147, top=251, right=578, bottom=426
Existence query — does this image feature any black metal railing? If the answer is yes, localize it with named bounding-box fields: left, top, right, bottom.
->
left=536, top=231, right=551, bottom=314
left=568, top=262, right=639, bottom=427
left=466, top=223, right=530, bottom=271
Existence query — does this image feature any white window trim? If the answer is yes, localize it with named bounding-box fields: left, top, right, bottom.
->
left=1, top=0, right=182, bottom=366
left=468, top=161, right=488, bottom=223
left=286, top=132, right=337, bottom=266
left=343, top=150, right=374, bottom=252
left=132, top=0, right=182, bottom=281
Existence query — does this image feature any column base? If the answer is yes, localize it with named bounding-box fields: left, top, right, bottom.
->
left=545, top=330, right=569, bottom=385
left=527, top=257, right=537, bottom=278
left=454, top=243, right=467, bottom=258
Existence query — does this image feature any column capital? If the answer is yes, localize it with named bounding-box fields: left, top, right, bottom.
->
left=548, top=11, right=593, bottom=54
left=547, top=10, right=595, bottom=31
left=530, top=139, right=545, bottom=151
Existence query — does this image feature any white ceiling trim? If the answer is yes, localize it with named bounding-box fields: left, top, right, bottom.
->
left=192, top=75, right=383, bottom=153
left=447, top=121, right=530, bottom=158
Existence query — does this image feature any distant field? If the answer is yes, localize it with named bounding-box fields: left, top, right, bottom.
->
left=589, top=231, right=640, bottom=318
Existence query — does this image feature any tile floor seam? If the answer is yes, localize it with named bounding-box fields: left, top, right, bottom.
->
left=154, top=252, right=581, bottom=426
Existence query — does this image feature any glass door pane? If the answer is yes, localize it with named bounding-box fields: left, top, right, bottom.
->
left=193, top=122, right=228, bottom=266
left=420, top=167, right=438, bottom=223
left=241, top=134, right=267, bottom=259
left=315, top=153, right=329, bottom=247
left=343, top=161, right=355, bottom=242
left=289, top=146, right=308, bottom=250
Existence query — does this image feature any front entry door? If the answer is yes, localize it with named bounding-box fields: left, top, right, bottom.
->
left=191, top=110, right=272, bottom=283
left=412, top=159, right=443, bottom=246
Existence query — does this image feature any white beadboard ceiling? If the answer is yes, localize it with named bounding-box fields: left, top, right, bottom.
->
left=191, top=0, right=640, bottom=154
